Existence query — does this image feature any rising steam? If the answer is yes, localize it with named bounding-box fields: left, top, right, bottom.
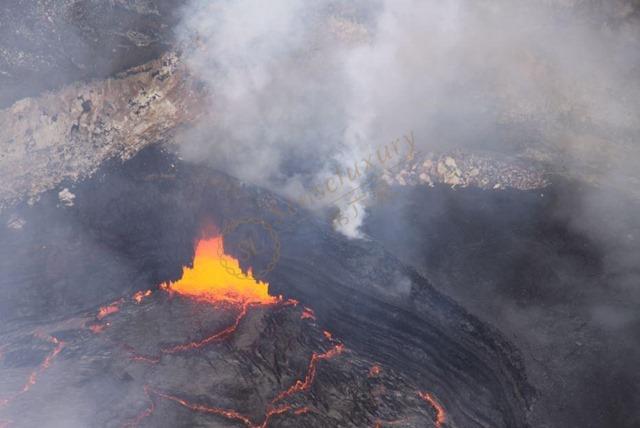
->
left=174, top=0, right=640, bottom=237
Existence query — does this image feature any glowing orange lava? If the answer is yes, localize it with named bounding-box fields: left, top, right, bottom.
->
left=140, top=387, right=303, bottom=428
left=368, top=364, right=382, bottom=378
left=93, top=324, right=106, bottom=334
left=122, top=386, right=155, bottom=428
left=120, top=235, right=347, bottom=427
left=161, top=302, right=253, bottom=354
left=97, top=300, right=123, bottom=320
left=0, top=334, right=64, bottom=409
left=126, top=384, right=313, bottom=428
left=273, top=344, right=345, bottom=403
left=166, top=236, right=278, bottom=305
left=418, top=391, right=447, bottom=428
left=115, top=236, right=287, bottom=362
left=132, top=290, right=152, bottom=304
left=126, top=331, right=344, bottom=427
left=300, top=307, right=316, bottom=321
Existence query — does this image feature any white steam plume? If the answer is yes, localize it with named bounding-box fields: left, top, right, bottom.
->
left=174, top=0, right=640, bottom=237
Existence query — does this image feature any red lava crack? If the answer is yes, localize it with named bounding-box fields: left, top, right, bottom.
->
left=0, top=334, right=65, bottom=411
left=123, top=339, right=344, bottom=427
left=417, top=391, right=447, bottom=427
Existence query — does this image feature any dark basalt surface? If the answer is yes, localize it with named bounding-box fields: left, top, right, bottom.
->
left=364, top=184, right=640, bottom=427
left=0, top=292, right=444, bottom=427
left=0, top=146, right=533, bottom=427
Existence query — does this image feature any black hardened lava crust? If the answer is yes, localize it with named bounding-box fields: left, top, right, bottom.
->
left=0, top=146, right=534, bottom=427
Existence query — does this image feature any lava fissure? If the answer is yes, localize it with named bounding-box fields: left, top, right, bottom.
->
left=0, top=334, right=65, bottom=409
left=97, top=299, right=124, bottom=320
left=128, top=354, right=162, bottom=365
left=119, top=235, right=351, bottom=427
left=300, top=307, right=316, bottom=320
left=161, top=301, right=254, bottom=354
left=418, top=391, right=447, bottom=427
left=124, top=318, right=344, bottom=426
left=118, top=344, right=161, bottom=365
left=122, top=385, right=155, bottom=428
left=158, top=236, right=282, bottom=354
left=128, top=386, right=306, bottom=428
left=132, top=290, right=152, bottom=304
left=273, top=343, right=345, bottom=404
left=372, top=390, right=447, bottom=428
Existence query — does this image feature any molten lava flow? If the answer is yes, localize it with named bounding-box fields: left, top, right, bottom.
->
left=22, top=335, right=64, bottom=395
left=161, top=302, right=253, bottom=354
left=0, top=334, right=64, bottom=408
left=418, top=391, right=447, bottom=428
left=300, top=307, right=316, bottom=321
left=122, top=235, right=348, bottom=427
left=155, top=236, right=283, bottom=355
left=127, top=386, right=308, bottom=428
left=118, top=344, right=161, bottom=365
left=132, top=290, right=152, bottom=304
left=97, top=299, right=123, bottom=320
left=113, top=236, right=288, bottom=362
left=88, top=323, right=107, bottom=334
left=127, top=333, right=343, bottom=427
left=273, top=344, right=345, bottom=404
left=122, top=385, right=155, bottom=428
left=166, top=236, right=278, bottom=305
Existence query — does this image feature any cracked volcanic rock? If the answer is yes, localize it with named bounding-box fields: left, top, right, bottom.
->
left=0, top=294, right=446, bottom=428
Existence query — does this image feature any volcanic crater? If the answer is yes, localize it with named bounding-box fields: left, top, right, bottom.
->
left=0, top=147, right=533, bottom=427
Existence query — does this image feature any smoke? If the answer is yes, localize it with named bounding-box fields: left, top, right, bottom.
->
left=174, top=0, right=640, bottom=237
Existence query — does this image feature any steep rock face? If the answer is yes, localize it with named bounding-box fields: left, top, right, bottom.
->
left=0, top=52, right=205, bottom=210
left=0, top=0, right=188, bottom=108
left=1, top=0, right=639, bottom=210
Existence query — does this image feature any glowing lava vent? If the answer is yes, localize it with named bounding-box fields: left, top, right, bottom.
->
left=166, top=236, right=279, bottom=305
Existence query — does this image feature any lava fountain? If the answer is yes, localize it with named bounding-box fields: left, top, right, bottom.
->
left=166, top=236, right=279, bottom=305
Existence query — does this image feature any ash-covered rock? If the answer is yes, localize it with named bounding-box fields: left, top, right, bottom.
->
left=383, top=150, right=549, bottom=191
